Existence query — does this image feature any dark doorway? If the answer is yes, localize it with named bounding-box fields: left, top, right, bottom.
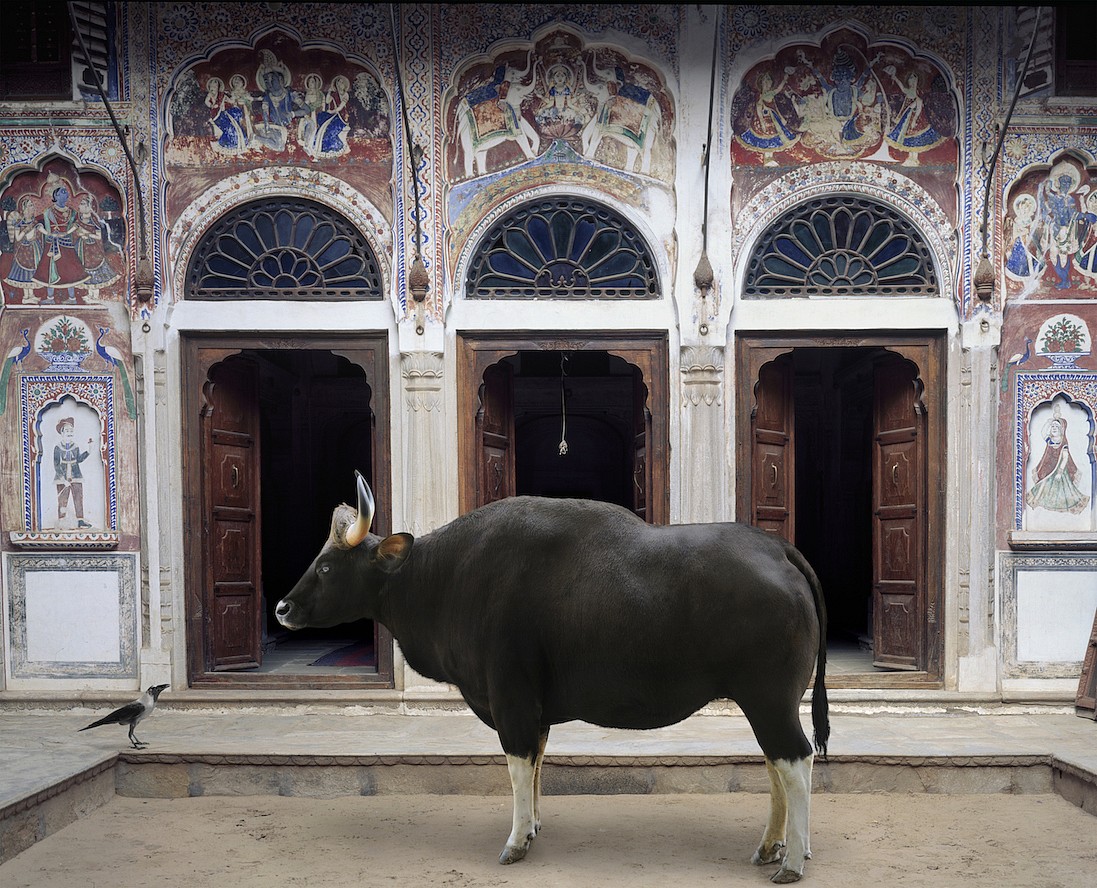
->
left=791, top=348, right=878, bottom=664
left=458, top=332, right=669, bottom=523
left=737, top=333, right=945, bottom=687
left=507, top=350, right=636, bottom=507
left=183, top=334, right=393, bottom=689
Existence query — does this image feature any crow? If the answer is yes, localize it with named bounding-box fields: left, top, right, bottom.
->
left=78, top=684, right=169, bottom=748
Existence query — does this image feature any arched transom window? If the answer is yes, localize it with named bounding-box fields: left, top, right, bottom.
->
left=187, top=198, right=384, bottom=300
left=744, top=196, right=937, bottom=298
left=466, top=197, right=659, bottom=299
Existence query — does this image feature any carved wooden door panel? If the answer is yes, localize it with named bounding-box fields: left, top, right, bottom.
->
left=1077, top=606, right=1097, bottom=719
left=203, top=357, right=262, bottom=670
left=751, top=357, right=795, bottom=542
left=872, top=357, right=925, bottom=670
left=476, top=361, right=514, bottom=507
left=632, top=367, right=652, bottom=522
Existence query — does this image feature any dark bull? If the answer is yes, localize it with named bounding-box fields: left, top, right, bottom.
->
left=277, top=472, right=829, bottom=883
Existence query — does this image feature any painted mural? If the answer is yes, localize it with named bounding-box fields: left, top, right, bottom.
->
left=1001, top=304, right=1097, bottom=537
left=163, top=32, right=393, bottom=221
left=0, top=160, right=127, bottom=308
left=730, top=30, right=957, bottom=168
left=1003, top=156, right=1097, bottom=298
left=444, top=27, right=675, bottom=185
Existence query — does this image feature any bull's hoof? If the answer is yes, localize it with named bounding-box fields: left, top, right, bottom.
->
left=771, top=867, right=803, bottom=884
left=752, top=842, right=785, bottom=866
left=499, top=844, right=528, bottom=865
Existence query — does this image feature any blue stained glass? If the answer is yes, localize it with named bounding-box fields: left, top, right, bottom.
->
left=467, top=197, right=657, bottom=298
left=746, top=196, right=936, bottom=298
left=187, top=198, right=383, bottom=299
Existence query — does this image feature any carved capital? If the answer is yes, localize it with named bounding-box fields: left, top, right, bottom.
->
left=680, top=346, right=724, bottom=407
left=401, top=352, right=444, bottom=412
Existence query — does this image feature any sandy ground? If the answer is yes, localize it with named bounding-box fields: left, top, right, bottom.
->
left=2, top=792, right=1094, bottom=888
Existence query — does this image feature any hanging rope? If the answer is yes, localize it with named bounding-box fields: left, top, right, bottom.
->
left=558, top=353, right=569, bottom=457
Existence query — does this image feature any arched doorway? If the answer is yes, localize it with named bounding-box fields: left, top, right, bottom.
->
left=737, top=334, right=945, bottom=687
left=180, top=197, right=393, bottom=688
left=458, top=333, right=668, bottom=523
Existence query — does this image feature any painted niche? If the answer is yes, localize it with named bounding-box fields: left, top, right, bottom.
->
left=164, top=32, right=393, bottom=221
left=445, top=27, right=675, bottom=185
left=1003, top=155, right=1097, bottom=299
left=1022, top=394, right=1095, bottom=533
left=13, top=379, right=119, bottom=549
left=0, top=159, right=127, bottom=308
left=730, top=30, right=957, bottom=168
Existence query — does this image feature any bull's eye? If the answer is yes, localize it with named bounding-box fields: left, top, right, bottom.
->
left=318, top=564, right=331, bottom=575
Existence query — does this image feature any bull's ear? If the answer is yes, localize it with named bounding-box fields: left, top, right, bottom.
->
left=371, top=533, right=413, bottom=573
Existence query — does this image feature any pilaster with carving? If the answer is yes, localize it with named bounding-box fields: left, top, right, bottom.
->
left=680, top=346, right=725, bottom=523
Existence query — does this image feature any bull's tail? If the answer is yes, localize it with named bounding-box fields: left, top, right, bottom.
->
left=788, top=547, right=829, bottom=760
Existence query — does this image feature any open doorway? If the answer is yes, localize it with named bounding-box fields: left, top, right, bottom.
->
left=458, top=332, right=669, bottom=522
left=737, top=334, right=945, bottom=686
left=182, top=334, right=393, bottom=689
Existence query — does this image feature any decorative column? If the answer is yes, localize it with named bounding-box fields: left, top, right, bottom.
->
left=680, top=346, right=726, bottom=524
left=398, top=351, right=452, bottom=699
left=957, top=315, right=1001, bottom=692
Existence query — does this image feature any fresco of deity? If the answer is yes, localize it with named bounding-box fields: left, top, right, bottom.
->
left=4, top=195, right=44, bottom=304
left=32, top=180, right=88, bottom=304
left=1005, top=193, right=1046, bottom=295
left=252, top=50, right=303, bottom=152
left=1037, top=162, right=1090, bottom=291
left=1026, top=401, right=1091, bottom=515
left=795, top=47, right=881, bottom=157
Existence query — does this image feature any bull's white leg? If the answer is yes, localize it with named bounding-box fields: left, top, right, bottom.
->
left=752, top=758, right=788, bottom=866
left=532, top=730, right=549, bottom=835
left=500, top=753, right=537, bottom=864
left=769, top=755, right=814, bottom=884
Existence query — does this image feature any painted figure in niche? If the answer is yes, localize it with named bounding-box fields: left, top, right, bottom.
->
left=53, top=415, right=94, bottom=529
left=1074, top=190, right=1097, bottom=286
left=73, top=194, right=123, bottom=302
left=1038, top=161, right=1089, bottom=290
left=33, top=180, right=87, bottom=304
left=4, top=195, right=44, bottom=303
left=735, top=68, right=801, bottom=166
left=1026, top=401, right=1090, bottom=514
left=1005, top=194, right=1046, bottom=296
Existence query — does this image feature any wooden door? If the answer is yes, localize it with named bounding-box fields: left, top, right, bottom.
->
left=632, top=368, right=651, bottom=521
left=476, top=360, right=514, bottom=507
left=871, top=357, right=925, bottom=670
left=203, top=357, right=262, bottom=670
left=751, top=356, right=795, bottom=542
left=1077, top=606, right=1097, bottom=719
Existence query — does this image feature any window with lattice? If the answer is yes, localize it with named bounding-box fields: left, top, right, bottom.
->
left=744, top=197, right=937, bottom=299
left=466, top=197, right=659, bottom=299
left=187, top=199, right=384, bottom=300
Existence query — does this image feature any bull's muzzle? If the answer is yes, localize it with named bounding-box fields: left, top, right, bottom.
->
left=274, top=598, right=298, bottom=629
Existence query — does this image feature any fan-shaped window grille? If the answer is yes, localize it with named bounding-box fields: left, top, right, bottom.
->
left=466, top=197, right=658, bottom=299
left=744, top=197, right=937, bottom=298
left=187, top=198, right=384, bottom=300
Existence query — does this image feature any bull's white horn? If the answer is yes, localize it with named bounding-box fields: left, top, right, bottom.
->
left=344, top=470, right=375, bottom=548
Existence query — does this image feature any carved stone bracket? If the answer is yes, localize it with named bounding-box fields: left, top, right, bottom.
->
left=402, top=352, right=444, bottom=413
